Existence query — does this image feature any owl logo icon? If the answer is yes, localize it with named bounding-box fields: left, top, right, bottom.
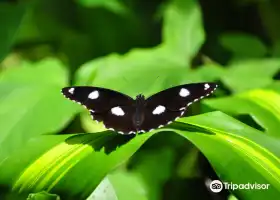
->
left=210, top=180, right=223, bottom=193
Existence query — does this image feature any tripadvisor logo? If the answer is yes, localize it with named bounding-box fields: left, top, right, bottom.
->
left=224, top=182, right=270, bottom=190
left=209, top=180, right=270, bottom=193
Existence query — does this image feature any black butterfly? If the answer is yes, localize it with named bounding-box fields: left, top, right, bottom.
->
left=61, top=82, right=218, bottom=135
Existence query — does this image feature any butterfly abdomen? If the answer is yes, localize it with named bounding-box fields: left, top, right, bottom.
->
left=132, top=110, right=145, bottom=130
left=132, top=94, right=146, bottom=130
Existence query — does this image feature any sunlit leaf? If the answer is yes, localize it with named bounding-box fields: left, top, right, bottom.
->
left=204, top=89, right=280, bottom=136
left=221, top=59, right=280, bottom=93
left=86, top=177, right=117, bottom=200
left=220, top=32, right=267, bottom=59
left=162, top=0, right=205, bottom=65
left=0, top=58, right=80, bottom=161
left=1, top=112, right=280, bottom=199
left=27, top=191, right=60, bottom=200
left=177, top=112, right=280, bottom=199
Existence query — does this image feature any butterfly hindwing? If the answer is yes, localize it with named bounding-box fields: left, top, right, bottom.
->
left=139, top=108, right=181, bottom=132
left=90, top=106, right=137, bottom=134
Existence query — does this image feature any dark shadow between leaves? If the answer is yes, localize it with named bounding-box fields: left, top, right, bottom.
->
left=65, top=131, right=137, bottom=155
left=65, top=121, right=214, bottom=155
left=234, top=114, right=264, bottom=132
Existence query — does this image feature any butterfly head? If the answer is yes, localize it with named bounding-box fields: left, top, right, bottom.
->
left=135, top=94, right=145, bottom=103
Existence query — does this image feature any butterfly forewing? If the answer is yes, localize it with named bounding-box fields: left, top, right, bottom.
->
left=138, top=82, right=218, bottom=132
left=61, top=86, right=134, bottom=113
left=145, top=82, right=217, bottom=111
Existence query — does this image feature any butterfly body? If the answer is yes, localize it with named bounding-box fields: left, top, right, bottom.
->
left=61, top=82, right=218, bottom=135
left=133, top=94, right=146, bottom=130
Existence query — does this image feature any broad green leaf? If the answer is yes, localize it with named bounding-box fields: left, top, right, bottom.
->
left=266, top=81, right=280, bottom=93
left=190, top=63, right=225, bottom=81
left=27, top=191, right=60, bottom=200
left=220, top=32, right=267, bottom=59
left=130, top=148, right=175, bottom=200
left=87, top=177, right=117, bottom=200
left=108, top=170, right=148, bottom=200
left=162, top=0, right=204, bottom=65
left=0, top=2, right=29, bottom=61
left=204, top=89, right=280, bottom=136
left=75, top=47, right=205, bottom=99
left=76, top=0, right=129, bottom=15
left=176, top=146, right=200, bottom=178
left=221, top=59, right=280, bottom=93
left=177, top=112, right=280, bottom=199
left=0, top=132, right=152, bottom=199
left=1, top=112, right=280, bottom=199
left=0, top=58, right=80, bottom=161
left=272, top=40, right=280, bottom=57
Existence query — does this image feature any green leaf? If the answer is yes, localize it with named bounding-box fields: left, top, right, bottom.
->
left=220, top=32, right=267, bottom=59
left=190, top=63, right=226, bottom=81
left=27, top=191, right=60, bottom=200
left=75, top=47, right=204, bottom=99
left=204, top=89, right=280, bottom=136
left=177, top=112, right=280, bottom=199
left=108, top=170, right=148, bottom=200
left=76, top=0, right=129, bottom=15
left=1, top=112, right=280, bottom=199
left=0, top=132, right=152, bottom=199
left=221, top=59, right=280, bottom=93
left=0, top=58, right=80, bottom=161
left=0, top=2, right=29, bottom=61
left=130, top=148, right=175, bottom=200
left=162, top=0, right=205, bottom=65
left=87, top=177, right=118, bottom=200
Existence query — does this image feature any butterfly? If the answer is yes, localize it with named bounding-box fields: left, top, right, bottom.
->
left=61, top=82, right=218, bottom=135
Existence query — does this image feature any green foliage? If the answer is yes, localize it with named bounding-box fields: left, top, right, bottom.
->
left=0, top=58, right=80, bottom=161
left=220, top=32, right=268, bottom=59
left=27, top=191, right=60, bottom=200
left=1, top=0, right=280, bottom=200
left=0, top=2, right=29, bottom=61
left=220, top=59, right=280, bottom=93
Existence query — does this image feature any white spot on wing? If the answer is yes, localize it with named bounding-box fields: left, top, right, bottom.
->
left=88, top=90, right=99, bottom=99
left=179, top=88, right=190, bottom=97
left=111, top=106, right=125, bottom=116
left=152, top=105, right=166, bottom=115
left=204, top=83, right=210, bottom=90
left=68, top=88, right=74, bottom=94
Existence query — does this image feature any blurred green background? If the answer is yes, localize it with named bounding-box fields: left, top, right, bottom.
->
left=1, top=0, right=280, bottom=200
